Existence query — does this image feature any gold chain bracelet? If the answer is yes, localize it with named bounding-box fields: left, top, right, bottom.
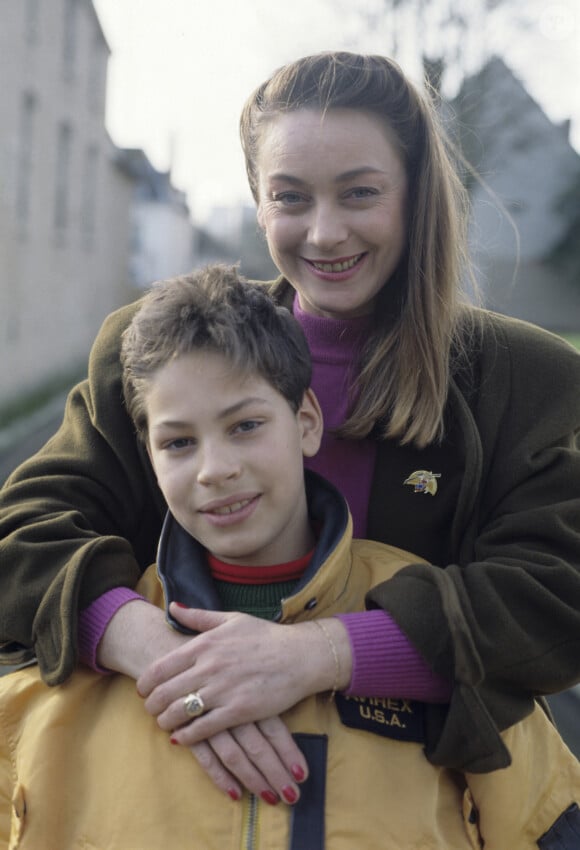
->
left=313, top=619, right=340, bottom=702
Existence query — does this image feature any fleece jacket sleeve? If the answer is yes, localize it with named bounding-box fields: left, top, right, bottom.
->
left=0, top=301, right=166, bottom=685
left=367, top=316, right=580, bottom=772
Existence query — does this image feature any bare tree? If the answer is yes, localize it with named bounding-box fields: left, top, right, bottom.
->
left=340, top=0, right=534, bottom=95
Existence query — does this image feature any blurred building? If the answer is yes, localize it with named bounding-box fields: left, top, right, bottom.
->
left=203, top=203, right=278, bottom=281
left=0, top=0, right=134, bottom=408
left=453, top=57, right=580, bottom=331
left=116, top=149, right=197, bottom=289
left=238, top=204, right=280, bottom=281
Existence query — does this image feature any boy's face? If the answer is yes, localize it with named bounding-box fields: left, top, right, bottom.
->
left=145, top=350, right=322, bottom=566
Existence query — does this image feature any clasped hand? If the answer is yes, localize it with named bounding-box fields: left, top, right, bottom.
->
left=137, top=604, right=327, bottom=803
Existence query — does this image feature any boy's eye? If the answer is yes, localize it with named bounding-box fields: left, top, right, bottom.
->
left=234, top=419, right=261, bottom=435
left=165, top=437, right=194, bottom=451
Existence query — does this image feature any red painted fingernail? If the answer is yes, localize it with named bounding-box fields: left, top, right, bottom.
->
left=170, top=737, right=179, bottom=746
left=227, top=788, right=241, bottom=802
left=174, top=602, right=187, bottom=608
left=282, top=785, right=298, bottom=804
left=260, top=790, right=279, bottom=806
left=291, top=764, right=306, bottom=782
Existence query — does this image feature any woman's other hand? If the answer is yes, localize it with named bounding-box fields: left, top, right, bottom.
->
left=137, top=604, right=352, bottom=744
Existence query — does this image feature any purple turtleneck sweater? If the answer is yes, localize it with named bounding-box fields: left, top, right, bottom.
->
left=78, top=296, right=450, bottom=702
left=293, top=297, right=449, bottom=701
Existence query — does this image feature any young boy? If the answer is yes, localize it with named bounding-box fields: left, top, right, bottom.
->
left=0, top=265, right=578, bottom=849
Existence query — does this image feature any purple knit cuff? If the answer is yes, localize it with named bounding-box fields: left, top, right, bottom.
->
left=335, top=609, right=452, bottom=702
left=78, top=587, right=147, bottom=673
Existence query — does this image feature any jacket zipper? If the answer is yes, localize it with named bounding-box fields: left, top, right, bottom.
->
left=241, top=793, right=259, bottom=850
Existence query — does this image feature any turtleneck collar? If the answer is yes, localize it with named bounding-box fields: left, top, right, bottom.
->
left=292, top=293, right=372, bottom=362
left=207, top=548, right=314, bottom=585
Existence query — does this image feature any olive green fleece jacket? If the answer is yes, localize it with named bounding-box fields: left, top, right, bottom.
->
left=1, top=278, right=580, bottom=772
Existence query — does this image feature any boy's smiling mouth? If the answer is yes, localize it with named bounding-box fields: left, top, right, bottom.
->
left=199, top=494, right=260, bottom=522
left=207, top=498, right=254, bottom=516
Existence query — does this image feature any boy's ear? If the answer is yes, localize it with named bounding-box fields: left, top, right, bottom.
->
left=299, top=388, right=323, bottom=458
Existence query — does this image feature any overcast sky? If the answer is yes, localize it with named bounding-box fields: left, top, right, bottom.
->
left=93, top=0, right=580, bottom=221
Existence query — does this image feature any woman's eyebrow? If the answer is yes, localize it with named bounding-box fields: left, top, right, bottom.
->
left=335, top=166, right=388, bottom=181
left=269, top=166, right=387, bottom=185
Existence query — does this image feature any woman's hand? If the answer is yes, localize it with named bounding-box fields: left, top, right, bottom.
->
left=190, top=718, right=307, bottom=805
left=96, top=601, right=309, bottom=801
left=137, top=604, right=352, bottom=746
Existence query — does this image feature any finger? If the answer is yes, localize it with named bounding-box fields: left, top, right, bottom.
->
left=191, top=731, right=281, bottom=804
left=137, top=639, right=199, bottom=698
left=138, top=607, right=242, bottom=701
left=231, top=723, right=302, bottom=804
left=257, top=717, right=309, bottom=784
left=153, top=684, right=213, bottom=732
left=144, top=668, right=204, bottom=722
left=169, top=604, right=231, bottom=634
left=189, top=739, right=243, bottom=802
left=169, top=704, right=256, bottom=745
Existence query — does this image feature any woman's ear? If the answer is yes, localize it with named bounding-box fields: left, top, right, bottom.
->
left=298, top=388, right=323, bottom=458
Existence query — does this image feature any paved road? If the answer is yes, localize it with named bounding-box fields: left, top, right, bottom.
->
left=0, top=399, right=66, bottom=484
left=1, top=401, right=579, bottom=757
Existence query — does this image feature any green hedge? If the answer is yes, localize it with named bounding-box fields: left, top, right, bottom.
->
left=561, top=333, right=580, bottom=351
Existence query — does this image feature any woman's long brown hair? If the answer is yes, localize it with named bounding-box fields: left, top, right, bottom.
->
left=240, top=51, right=475, bottom=447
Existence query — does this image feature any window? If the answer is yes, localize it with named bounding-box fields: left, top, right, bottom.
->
left=62, top=0, right=78, bottom=80
left=25, top=0, right=40, bottom=44
left=54, top=122, right=73, bottom=238
left=16, top=91, right=37, bottom=231
left=81, top=144, right=99, bottom=249
left=88, top=31, right=107, bottom=114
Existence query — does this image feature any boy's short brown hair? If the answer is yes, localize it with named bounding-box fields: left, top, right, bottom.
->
left=121, top=264, right=312, bottom=439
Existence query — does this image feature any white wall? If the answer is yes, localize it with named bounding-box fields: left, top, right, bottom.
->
left=130, top=199, right=195, bottom=289
left=0, top=0, right=134, bottom=406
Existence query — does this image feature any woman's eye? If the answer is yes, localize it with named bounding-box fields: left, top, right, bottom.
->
left=346, top=186, right=378, bottom=200
left=272, top=191, right=307, bottom=206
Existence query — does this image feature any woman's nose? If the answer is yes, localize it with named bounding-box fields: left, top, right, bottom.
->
left=307, top=202, right=348, bottom=251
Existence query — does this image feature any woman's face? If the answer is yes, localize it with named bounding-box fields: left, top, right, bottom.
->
left=256, top=107, right=408, bottom=319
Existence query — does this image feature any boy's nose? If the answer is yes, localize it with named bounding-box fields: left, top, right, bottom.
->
left=196, top=443, right=241, bottom=485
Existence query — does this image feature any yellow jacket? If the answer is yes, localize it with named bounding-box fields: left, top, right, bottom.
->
left=1, top=477, right=579, bottom=849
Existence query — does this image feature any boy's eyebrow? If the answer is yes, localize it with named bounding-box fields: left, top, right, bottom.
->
left=152, top=397, right=271, bottom=430
left=218, top=397, right=270, bottom=419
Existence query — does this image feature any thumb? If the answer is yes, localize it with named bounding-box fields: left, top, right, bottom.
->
left=169, top=603, right=230, bottom=633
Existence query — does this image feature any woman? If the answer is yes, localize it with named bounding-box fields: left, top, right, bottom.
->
left=2, top=266, right=577, bottom=849
left=1, top=51, right=579, bottom=809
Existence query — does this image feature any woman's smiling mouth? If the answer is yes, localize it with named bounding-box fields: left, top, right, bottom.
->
left=306, top=253, right=365, bottom=273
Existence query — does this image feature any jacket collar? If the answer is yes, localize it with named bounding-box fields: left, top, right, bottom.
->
left=156, top=470, right=351, bottom=632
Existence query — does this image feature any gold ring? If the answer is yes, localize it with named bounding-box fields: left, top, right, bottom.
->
left=183, top=691, right=205, bottom=718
